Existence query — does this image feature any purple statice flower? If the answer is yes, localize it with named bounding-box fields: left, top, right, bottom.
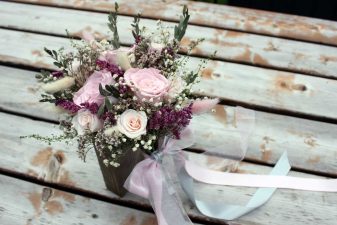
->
left=51, top=71, right=64, bottom=78
left=101, top=111, right=116, bottom=124
left=118, top=84, right=129, bottom=94
left=162, top=47, right=175, bottom=58
left=80, top=102, right=99, bottom=114
left=96, top=60, right=124, bottom=77
left=148, top=104, right=193, bottom=139
left=55, top=100, right=81, bottom=114
left=135, top=36, right=142, bottom=44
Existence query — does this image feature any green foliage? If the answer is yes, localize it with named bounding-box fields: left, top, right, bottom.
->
left=39, top=89, right=74, bottom=103
left=35, top=70, right=51, bottom=82
left=174, top=5, right=190, bottom=41
left=99, top=84, right=120, bottom=99
left=44, top=47, right=72, bottom=70
left=97, top=102, right=105, bottom=117
left=98, top=84, right=119, bottom=117
left=20, top=133, right=74, bottom=145
left=131, top=13, right=141, bottom=39
left=108, top=2, right=120, bottom=49
left=97, top=97, right=112, bottom=117
left=185, top=71, right=199, bottom=85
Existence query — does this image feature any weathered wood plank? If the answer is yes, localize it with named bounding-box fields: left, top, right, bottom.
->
left=13, top=0, right=337, bottom=46
left=0, top=175, right=159, bottom=225
left=1, top=2, right=337, bottom=77
left=1, top=65, right=337, bottom=176
left=0, top=112, right=336, bottom=225
left=1, top=29, right=337, bottom=121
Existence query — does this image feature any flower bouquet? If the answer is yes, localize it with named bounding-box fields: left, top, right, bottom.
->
left=29, top=4, right=215, bottom=198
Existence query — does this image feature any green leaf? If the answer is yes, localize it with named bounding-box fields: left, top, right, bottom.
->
left=52, top=50, right=58, bottom=59
left=97, top=103, right=105, bottom=117
left=44, top=47, right=53, bottom=57
left=174, top=5, right=190, bottom=41
left=131, top=13, right=141, bottom=39
left=107, top=3, right=120, bottom=49
left=104, top=97, right=112, bottom=110
left=99, top=84, right=109, bottom=96
left=105, top=84, right=120, bottom=98
left=53, top=62, right=62, bottom=68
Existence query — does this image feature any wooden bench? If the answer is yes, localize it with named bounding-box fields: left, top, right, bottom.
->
left=0, top=1, right=336, bottom=224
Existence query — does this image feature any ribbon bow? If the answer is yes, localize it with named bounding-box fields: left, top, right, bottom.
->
left=124, top=128, right=195, bottom=225
left=124, top=106, right=337, bottom=225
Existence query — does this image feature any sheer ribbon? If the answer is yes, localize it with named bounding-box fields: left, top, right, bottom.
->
left=124, top=107, right=337, bottom=225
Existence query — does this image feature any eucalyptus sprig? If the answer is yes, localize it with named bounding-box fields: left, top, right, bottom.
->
left=108, top=2, right=120, bottom=49
left=174, top=5, right=190, bottom=41
left=131, top=13, right=141, bottom=39
left=44, top=47, right=71, bottom=69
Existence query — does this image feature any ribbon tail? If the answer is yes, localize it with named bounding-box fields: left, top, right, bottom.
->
left=179, top=152, right=291, bottom=220
left=124, top=158, right=193, bottom=225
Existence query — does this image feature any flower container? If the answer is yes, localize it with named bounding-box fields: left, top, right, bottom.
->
left=94, top=146, right=144, bottom=197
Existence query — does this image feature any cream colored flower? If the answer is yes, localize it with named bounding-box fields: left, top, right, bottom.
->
left=99, top=49, right=132, bottom=71
left=42, top=76, right=75, bottom=94
left=117, top=110, right=147, bottom=139
left=150, top=42, right=165, bottom=51
left=104, top=126, right=119, bottom=136
left=72, top=109, right=103, bottom=135
left=116, top=51, right=132, bottom=71
left=167, top=76, right=186, bottom=100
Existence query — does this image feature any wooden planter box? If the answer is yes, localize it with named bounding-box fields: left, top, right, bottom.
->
left=94, top=146, right=144, bottom=197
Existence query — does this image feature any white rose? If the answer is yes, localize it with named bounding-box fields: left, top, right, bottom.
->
left=42, top=76, right=75, bottom=94
left=167, top=76, right=186, bottom=100
left=117, top=109, right=147, bottom=139
left=150, top=42, right=165, bottom=51
left=72, top=109, right=103, bottom=135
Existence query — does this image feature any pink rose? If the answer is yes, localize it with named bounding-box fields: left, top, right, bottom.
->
left=117, top=109, right=147, bottom=139
left=124, top=68, right=170, bottom=102
left=73, top=70, right=115, bottom=106
left=72, top=109, right=103, bottom=135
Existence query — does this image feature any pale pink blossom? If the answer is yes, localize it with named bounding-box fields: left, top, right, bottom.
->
left=191, top=98, right=219, bottom=115
left=99, top=48, right=133, bottom=70
left=117, top=110, right=147, bottom=139
left=73, top=70, right=115, bottom=106
left=124, top=68, right=170, bottom=102
left=72, top=109, right=103, bottom=135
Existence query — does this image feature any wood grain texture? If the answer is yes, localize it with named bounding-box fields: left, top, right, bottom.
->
left=0, top=175, right=159, bottom=225
left=1, top=29, right=337, bottom=121
left=0, top=65, right=337, bottom=176
left=1, top=2, right=337, bottom=77
left=12, top=0, right=337, bottom=46
left=0, top=112, right=336, bottom=225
